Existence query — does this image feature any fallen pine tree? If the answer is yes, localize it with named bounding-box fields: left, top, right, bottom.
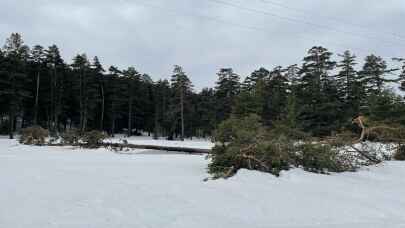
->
left=208, top=114, right=405, bottom=179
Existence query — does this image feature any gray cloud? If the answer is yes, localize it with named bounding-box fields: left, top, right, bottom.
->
left=1, top=0, right=404, bottom=89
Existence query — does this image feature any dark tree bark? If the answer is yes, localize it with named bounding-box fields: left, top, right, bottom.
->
left=128, top=94, right=133, bottom=137
left=8, top=111, right=14, bottom=139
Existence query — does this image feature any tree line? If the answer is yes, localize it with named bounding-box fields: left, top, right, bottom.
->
left=1, top=33, right=405, bottom=140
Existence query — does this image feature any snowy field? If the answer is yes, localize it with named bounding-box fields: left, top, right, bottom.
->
left=1, top=138, right=405, bottom=228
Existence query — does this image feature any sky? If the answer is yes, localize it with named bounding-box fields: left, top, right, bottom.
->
left=1, top=0, right=404, bottom=90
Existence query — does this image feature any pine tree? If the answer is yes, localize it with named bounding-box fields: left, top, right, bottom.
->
left=153, top=79, right=171, bottom=138
left=30, top=45, right=46, bottom=125
left=285, top=93, right=298, bottom=128
left=170, top=65, right=193, bottom=141
left=297, top=46, right=338, bottom=136
left=359, top=55, right=395, bottom=96
left=336, top=51, right=357, bottom=100
left=263, top=66, right=289, bottom=125
left=242, top=67, right=270, bottom=91
left=0, top=48, right=6, bottom=132
left=234, top=68, right=270, bottom=119
left=232, top=89, right=263, bottom=118
left=195, top=88, right=216, bottom=137
left=123, top=67, right=141, bottom=137
left=215, top=68, right=240, bottom=123
left=0, top=33, right=30, bottom=138
left=71, top=54, right=91, bottom=132
left=284, top=64, right=301, bottom=129
left=336, top=51, right=362, bottom=119
left=285, top=64, right=301, bottom=85
left=106, top=66, right=125, bottom=136
left=91, top=56, right=105, bottom=130
left=46, top=45, right=65, bottom=132
left=138, top=74, right=155, bottom=136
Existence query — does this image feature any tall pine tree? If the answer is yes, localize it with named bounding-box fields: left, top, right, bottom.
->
left=170, top=65, right=193, bottom=141
left=336, top=50, right=362, bottom=119
left=29, top=45, right=46, bottom=125
left=123, top=67, right=141, bottom=137
left=45, top=45, right=65, bottom=133
left=91, top=56, right=106, bottom=130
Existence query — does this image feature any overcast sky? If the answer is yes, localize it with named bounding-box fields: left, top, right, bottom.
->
left=1, top=0, right=404, bottom=89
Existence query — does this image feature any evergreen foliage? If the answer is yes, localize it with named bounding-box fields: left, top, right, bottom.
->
left=215, top=68, right=240, bottom=123
left=1, top=34, right=405, bottom=140
left=81, top=130, right=107, bottom=148
left=209, top=114, right=352, bottom=178
left=170, top=65, right=193, bottom=140
left=296, top=46, right=341, bottom=136
left=359, top=55, right=395, bottom=96
left=396, top=58, right=405, bottom=93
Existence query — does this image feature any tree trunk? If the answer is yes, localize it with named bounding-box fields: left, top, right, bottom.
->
left=180, top=86, right=185, bottom=141
left=153, top=104, right=159, bottom=139
left=82, top=96, right=88, bottom=132
left=100, top=85, right=105, bottom=130
left=33, top=71, right=40, bottom=125
left=79, top=69, right=84, bottom=132
left=50, top=67, right=55, bottom=132
left=8, top=110, right=14, bottom=139
left=53, top=67, right=59, bottom=133
left=128, top=96, right=132, bottom=137
left=111, top=102, right=116, bottom=137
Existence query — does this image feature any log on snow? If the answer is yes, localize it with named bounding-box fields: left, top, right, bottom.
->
left=102, top=142, right=211, bottom=154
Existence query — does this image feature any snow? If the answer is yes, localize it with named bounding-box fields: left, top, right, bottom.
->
left=1, top=138, right=405, bottom=228
left=104, top=135, right=215, bottom=150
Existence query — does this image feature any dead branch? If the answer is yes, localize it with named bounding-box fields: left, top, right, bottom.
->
left=240, top=154, right=270, bottom=171
left=352, top=116, right=367, bottom=143
left=349, top=144, right=381, bottom=164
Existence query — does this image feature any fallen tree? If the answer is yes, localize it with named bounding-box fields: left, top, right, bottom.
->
left=209, top=114, right=405, bottom=179
left=103, top=142, right=211, bottom=154
left=47, top=141, right=211, bottom=154
left=208, top=115, right=350, bottom=179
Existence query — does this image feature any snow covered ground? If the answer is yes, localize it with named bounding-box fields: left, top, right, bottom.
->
left=104, top=135, right=215, bottom=150
left=1, top=138, right=405, bottom=228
